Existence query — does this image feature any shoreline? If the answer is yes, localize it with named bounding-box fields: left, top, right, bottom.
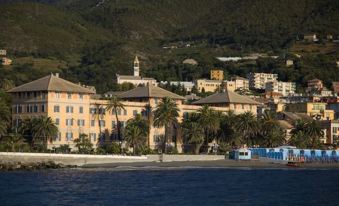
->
left=82, top=159, right=339, bottom=169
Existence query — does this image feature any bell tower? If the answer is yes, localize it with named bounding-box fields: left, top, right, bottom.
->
left=133, top=56, right=140, bottom=77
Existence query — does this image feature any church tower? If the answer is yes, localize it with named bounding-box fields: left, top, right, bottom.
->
left=133, top=56, right=140, bottom=77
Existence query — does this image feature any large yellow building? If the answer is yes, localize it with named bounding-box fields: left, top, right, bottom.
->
left=210, top=70, right=224, bottom=81
left=196, top=79, right=222, bottom=93
left=285, top=102, right=334, bottom=120
left=8, top=74, right=259, bottom=152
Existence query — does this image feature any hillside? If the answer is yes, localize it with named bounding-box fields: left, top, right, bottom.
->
left=0, top=0, right=338, bottom=92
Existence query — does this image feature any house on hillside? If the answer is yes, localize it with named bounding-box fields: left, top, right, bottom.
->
left=303, top=34, right=318, bottom=42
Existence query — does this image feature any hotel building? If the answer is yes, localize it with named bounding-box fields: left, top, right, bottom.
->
left=8, top=74, right=259, bottom=152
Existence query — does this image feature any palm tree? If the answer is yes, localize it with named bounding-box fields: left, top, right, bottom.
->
left=93, top=103, right=106, bottom=143
left=74, top=134, right=94, bottom=154
left=105, top=96, right=125, bottom=141
left=142, top=103, right=153, bottom=147
left=219, top=111, right=239, bottom=147
left=290, top=119, right=309, bottom=148
left=259, top=110, right=285, bottom=147
left=306, top=120, right=324, bottom=149
left=235, top=112, right=258, bottom=147
left=181, top=113, right=205, bottom=154
left=124, top=114, right=148, bottom=155
left=2, top=132, right=27, bottom=152
left=32, top=116, right=58, bottom=149
left=153, top=97, right=180, bottom=154
left=197, top=105, right=220, bottom=151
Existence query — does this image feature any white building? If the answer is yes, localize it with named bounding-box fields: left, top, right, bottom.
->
left=231, top=76, right=249, bottom=91
left=265, top=81, right=296, bottom=96
left=160, top=81, right=195, bottom=92
left=116, top=56, right=157, bottom=86
left=247, top=72, right=278, bottom=90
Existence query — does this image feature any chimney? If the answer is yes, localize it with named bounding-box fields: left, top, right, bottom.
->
left=55, top=73, right=59, bottom=78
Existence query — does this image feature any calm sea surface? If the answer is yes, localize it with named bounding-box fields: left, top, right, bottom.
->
left=0, top=167, right=338, bottom=206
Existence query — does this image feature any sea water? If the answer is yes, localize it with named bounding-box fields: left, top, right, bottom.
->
left=0, top=167, right=338, bottom=206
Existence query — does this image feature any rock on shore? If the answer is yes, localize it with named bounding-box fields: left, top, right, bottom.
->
left=0, top=161, right=77, bottom=171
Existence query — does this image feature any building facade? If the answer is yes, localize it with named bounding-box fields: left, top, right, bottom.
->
left=116, top=56, right=157, bottom=86
left=307, top=79, right=323, bottom=93
left=230, top=76, right=249, bottom=91
left=247, top=72, right=278, bottom=90
left=265, top=81, right=296, bottom=96
left=210, top=70, right=224, bottom=81
left=285, top=102, right=334, bottom=120
left=196, top=79, right=222, bottom=93
left=9, top=74, right=259, bottom=152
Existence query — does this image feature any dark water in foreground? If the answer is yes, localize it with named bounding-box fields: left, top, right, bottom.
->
left=0, top=167, right=338, bottom=206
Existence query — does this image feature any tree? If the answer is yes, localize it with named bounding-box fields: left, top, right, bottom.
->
left=197, top=105, right=220, bottom=151
left=218, top=111, right=239, bottom=147
left=0, top=100, right=11, bottom=137
left=92, top=103, right=106, bottom=144
left=259, top=110, right=285, bottom=147
left=181, top=113, right=205, bottom=154
left=2, top=133, right=27, bottom=152
left=290, top=119, right=323, bottom=149
left=124, top=115, right=148, bottom=155
left=142, top=103, right=153, bottom=147
left=105, top=96, right=125, bottom=141
left=305, top=120, right=324, bottom=149
left=74, top=134, right=93, bottom=154
left=153, top=97, right=180, bottom=154
left=31, top=116, right=58, bottom=149
left=235, top=112, right=258, bottom=147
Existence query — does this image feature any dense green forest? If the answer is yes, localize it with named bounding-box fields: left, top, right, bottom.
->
left=0, top=0, right=338, bottom=92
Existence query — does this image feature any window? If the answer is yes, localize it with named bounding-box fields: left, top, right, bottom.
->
left=66, top=106, right=74, bottom=113
left=79, top=106, right=83, bottom=114
left=153, top=135, right=162, bottom=143
left=91, top=120, right=95, bottom=127
left=99, top=120, right=105, bottom=127
left=112, top=121, right=116, bottom=129
left=41, top=104, right=45, bottom=113
left=57, top=132, right=61, bottom=141
left=133, top=110, right=138, bottom=116
left=66, top=119, right=73, bottom=126
left=33, top=105, right=38, bottom=113
left=26, top=105, right=30, bottom=113
left=55, top=118, right=60, bottom=126
left=90, top=108, right=96, bottom=114
left=56, top=92, right=61, bottom=99
left=124, top=109, right=127, bottom=115
left=90, top=133, right=97, bottom=142
left=79, top=94, right=83, bottom=100
left=120, top=121, right=125, bottom=128
left=66, top=132, right=73, bottom=141
left=54, top=105, right=60, bottom=113
left=18, top=105, right=22, bottom=113
left=117, top=109, right=121, bottom=115
left=67, top=93, right=72, bottom=99
left=77, top=119, right=85, bottom=127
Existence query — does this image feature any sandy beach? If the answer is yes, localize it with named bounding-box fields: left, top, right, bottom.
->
left=82, top=159, right=339, bottom=169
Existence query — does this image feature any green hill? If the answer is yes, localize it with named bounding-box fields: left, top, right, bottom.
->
left=0, top=0, right=338, bottom=92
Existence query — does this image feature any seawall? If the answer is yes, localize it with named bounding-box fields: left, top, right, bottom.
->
left=0, top=152, right=226, bottom=166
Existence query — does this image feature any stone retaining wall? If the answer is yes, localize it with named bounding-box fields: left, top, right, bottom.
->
left=0, top=152, right=225, bottom=166
left=0, top=152, right=149, bottom=166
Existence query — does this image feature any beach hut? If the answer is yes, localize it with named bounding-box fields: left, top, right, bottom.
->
left=235, top=148, right=251, bottom=160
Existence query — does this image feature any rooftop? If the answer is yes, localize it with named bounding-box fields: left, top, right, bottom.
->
left=193, top=90, right=259, bottom=105
left=119, top=85, right=185, bottom=100
left=8, top=74, right=95, bottom=94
